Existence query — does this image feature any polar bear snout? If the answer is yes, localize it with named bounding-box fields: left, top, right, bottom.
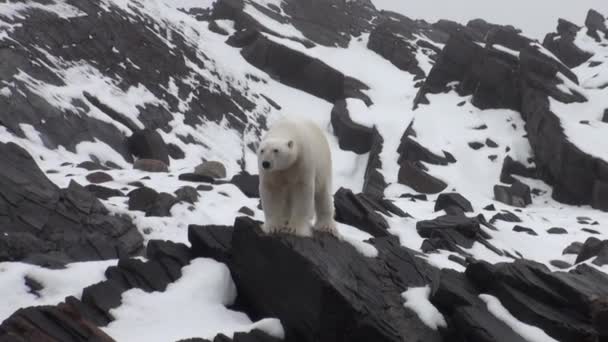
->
left=262, top=161, right=271, bottom=169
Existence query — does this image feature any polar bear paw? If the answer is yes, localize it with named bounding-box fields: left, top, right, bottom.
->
left=262, top=222, right=284, bottom=234
left=314, top=220, right=338, bottom=236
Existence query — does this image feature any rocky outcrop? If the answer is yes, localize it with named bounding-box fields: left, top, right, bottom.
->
left=238, top=30, right=371, bottom=104
left=0, top=142, right=143, bottom=266
left=0, top=240, right=192, bottom=339
left=191, top=216, right=442, bottom=342
left=334, top=187, right=407, bottom=237
left=543, top=19, right=593, bottom=68
left=330, top=100, right=374, bottom=154
left=414, top=22, right=608, bottom=209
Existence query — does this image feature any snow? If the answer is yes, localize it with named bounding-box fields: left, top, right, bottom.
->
left=0, top=260, right=116, bottom=322
left=493, top=44, right=520, bottom=58
left=480, top=294, right=559, bottom=342
left=402, top=286, right=447, bottom=330
left=103, top=258, right=284, bottom=341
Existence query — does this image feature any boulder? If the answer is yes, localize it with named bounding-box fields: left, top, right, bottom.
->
left=127, top=129, right=170, bottom=165
left=575, top=237, right=608, bottom=264
left=128, top=187, right=178, bottom=217
left=86, top=171, right=114, bottom=184
left=230, top=172, right=260, bottom=198
left=167, top=143, right=186, bottom=160
left=195, top=160, right=227, bottom=179
left=175, top=186, right=200, bottom=204
left=434, top=193, right=474, bottom=213
left=547, top=227, right=568, bottom=234
left=512, top=225, right=537, bottom=236
left=133, top=158, right=169, bottom=172
left=362, top=128, right=387, bottom=198
left=179, top=173, right=216, bottom=183
left=494, top=180, right=532, bottom=207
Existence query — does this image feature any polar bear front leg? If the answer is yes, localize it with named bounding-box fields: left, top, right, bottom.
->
left=287, top=181, right=314, bottom=236
left=313, top=184, right=338, bottom=236
left=260, top=183, right=288, bottom=234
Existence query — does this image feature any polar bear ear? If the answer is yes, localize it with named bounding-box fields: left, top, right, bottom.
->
left=287, top=140, right=294, bottom=148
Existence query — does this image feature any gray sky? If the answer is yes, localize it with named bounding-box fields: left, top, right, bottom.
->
left=371, top=0, right=608, bottom=40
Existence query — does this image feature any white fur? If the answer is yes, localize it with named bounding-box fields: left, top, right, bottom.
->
left=257, top=118, right=337, bottom=237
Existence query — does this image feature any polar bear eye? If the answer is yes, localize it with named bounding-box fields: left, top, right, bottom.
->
left=273, top=149, right=279, bottom=153
left=260, top=149, right=265, bottom=153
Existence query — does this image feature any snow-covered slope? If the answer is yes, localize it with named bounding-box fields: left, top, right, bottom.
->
left=1, top=1, right=608, bottom=341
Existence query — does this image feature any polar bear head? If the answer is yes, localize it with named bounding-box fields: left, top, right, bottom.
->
left=257, top=138, right=297, bottom=172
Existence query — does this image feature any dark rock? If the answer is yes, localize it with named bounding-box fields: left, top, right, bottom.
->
left=175, top=186, right=199, bottom=204
left=77, top=161, right=109, bottom=171
left=197, top=184, right=214, bottom=191
left=238, top=206, right=254, bottom=216
left=127, top=187, right=178, bottom=217
left=0, top=301, right=115, bottom=341
left=435, top=192, right=474, bottom=213
left=167, top=143, right=186, bottom=160
left=179, top=173, right=215, bottom=183
left=239, top=32, right=370, bottom=104
left=485, top=138, right=499, bottom=148
left=585, top=9, right=608, bottom=41
left=468, top=141, right=485, bottom=150
left=362, top=128, right=387, bottom=198
left=603, top=109, right=608, bottom=123
left=483, top=204, right=496, bottom=211
left=398, top=161, right=447, bottom=194
left=550, top=260, right=572, bottom=269
left=397, top=133, right=453, bottom=166
left=543, top=19, right=593, bottom=68
left=494, top=180, right=532, bottom=207
left=230, top=172, right=259, bottom=198
left=400, top=193, right=428, bottom=201
left=334, top=187, right=406, bottom=237
left=367, top=14, right=425, bottom=78
left=86, top=171, right=114, bottom=184
left=127, top=129, right=170, bottom=165
left=178, top=329, right=282, bottom=342
left=133, top=159, right=169, bottom=172
left=208, top=20, right=230, bottom=35
left=330, top=100, right=373, bottom=154
left=582, top=228, right=601, bottom=235
left=465, top=260, right=608, bottom=342
left=188, top=224, right=233, bottom=263
left=512, top=225, right=537, bottom=236
left=0, top=143, right=142, bottom=265
left=490, top=210, right=522, bottom=223
left=563, top=242, right=584, bottom=255
left=128, top=181, right=145, bottom=188
left=24, top=276, right=44, bottom=298
left=547, top=227, right=568, bottom=234
left=500, top=156, right=537, bottom=184
left=227, top=216, right=441, bottom=342
left=474, top=124, right=488, bottom=130
left=591, top=297, right=608, bottom=339
left=592, top=246, right=608, bottom=266
left=195, top=161, right=227, bottom=179
left=576, top=237, right=608, bottom=263
left=592, top=180, right=608, bottom=211
left=84, top=184, right=125, bottom=200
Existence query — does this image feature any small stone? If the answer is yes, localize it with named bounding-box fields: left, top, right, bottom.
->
left=485, top=138, right=498, bottom=148
left=582, top=228, right=600, bottom=235
left=196, top=184, right=213, bottom=191
left=550, top=260, right=572, bottom=269
left=468, top=141, right=485, bottom=150
left=513, top=225, right=537, bottom=236
left=547, top=227, right=568, bottom=234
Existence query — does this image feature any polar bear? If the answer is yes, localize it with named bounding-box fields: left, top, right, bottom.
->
left=257, top=117, right=337, bottom=237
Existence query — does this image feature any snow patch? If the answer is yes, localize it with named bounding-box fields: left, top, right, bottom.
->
left=402, top=286, right=447, bottom=330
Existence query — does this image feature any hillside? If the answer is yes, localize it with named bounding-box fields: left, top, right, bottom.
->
left=0, top=1, right=607, bottom=341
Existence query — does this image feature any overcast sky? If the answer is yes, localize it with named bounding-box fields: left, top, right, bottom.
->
left=371, top=0, right=608, bottom=40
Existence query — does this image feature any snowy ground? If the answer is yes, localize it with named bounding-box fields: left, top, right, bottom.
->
left=1, top=0, right=608, bottom=341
